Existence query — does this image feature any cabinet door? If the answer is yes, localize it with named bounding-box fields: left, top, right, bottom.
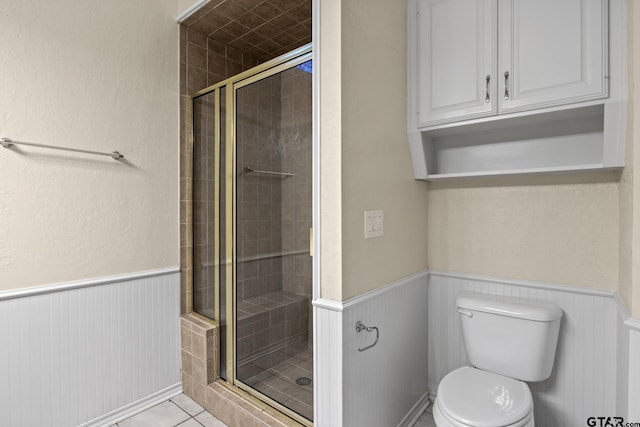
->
left=416, top=0, right=497, bottom=127
left=498, top=0, right=608, bottom=114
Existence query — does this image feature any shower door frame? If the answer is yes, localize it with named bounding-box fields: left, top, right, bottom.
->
left=190, top=44, right=314, bottom=426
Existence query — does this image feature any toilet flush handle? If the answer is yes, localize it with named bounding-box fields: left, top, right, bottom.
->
left=458, top=309, right=474, bottom=318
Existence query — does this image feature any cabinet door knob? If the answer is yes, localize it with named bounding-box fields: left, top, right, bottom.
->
left=504, top=71, right=510, bottom=100
left=485, top=75, right=491, bottom=103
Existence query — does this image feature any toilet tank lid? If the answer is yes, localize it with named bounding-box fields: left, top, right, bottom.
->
left=456, top=293, right=562, bottom=322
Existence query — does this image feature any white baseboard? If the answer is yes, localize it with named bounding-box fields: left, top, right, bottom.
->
left=397, top=392, right=431, bottom=427
left=82, top=383, right=183, bottom=427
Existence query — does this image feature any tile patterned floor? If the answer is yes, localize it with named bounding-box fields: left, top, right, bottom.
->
left=111, top=387, right=433, bottom=427
left=110, top=394, right=227, bottom=427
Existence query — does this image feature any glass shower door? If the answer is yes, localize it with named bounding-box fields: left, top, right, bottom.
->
left=233, top=59, right=313, bottom=423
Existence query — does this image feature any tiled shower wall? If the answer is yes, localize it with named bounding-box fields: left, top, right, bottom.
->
left=180, top=313, right=217, bottom=402
left=237, top=76, right=284, bottom=301
left=281, top=66, right=313, bottom=344
left=234, top=67, right=313, bottom=377
left=236, top=67, right=313, bottom=303
left=280, top=66, right=312, bottom=298
left=180, top=25, right=262, bottom=315
left=192, top=92, right=216, bottom=317
left=181, top=23, right=314, bottom=369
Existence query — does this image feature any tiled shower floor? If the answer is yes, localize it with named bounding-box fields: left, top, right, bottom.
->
left=243, top=344, right=314, bottom=421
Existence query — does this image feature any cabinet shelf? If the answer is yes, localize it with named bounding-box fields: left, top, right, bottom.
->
left=407, top=0, right=627, bottom=181
left=409, top=103, right=625, bottom=180
left=424, top=164, right=609, bottom=181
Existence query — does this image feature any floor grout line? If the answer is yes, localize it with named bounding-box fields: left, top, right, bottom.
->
left=171, top=400, right=193, bottom=419
left=115, top=394, right=228, bottom=427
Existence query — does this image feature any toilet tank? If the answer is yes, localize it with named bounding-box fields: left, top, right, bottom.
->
left=456, top=293, right=562, bottom=382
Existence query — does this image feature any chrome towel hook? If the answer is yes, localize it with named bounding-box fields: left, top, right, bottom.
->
left=355, top=320, right=379, bottom=352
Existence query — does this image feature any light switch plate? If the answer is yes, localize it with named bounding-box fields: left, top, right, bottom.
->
left=364, top=210, right=383, bottom=239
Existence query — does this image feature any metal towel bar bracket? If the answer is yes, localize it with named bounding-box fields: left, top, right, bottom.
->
left=244, top=166, right=295, bottom=177
left=355, top=320, right=379, bottom=352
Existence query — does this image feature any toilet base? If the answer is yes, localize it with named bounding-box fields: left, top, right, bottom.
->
left=433, top=396, right=535, bottom=427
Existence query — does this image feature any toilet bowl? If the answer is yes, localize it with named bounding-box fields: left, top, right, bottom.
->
left=432, top=294, right=562, bottom=427
left=433, top=367, right=534, bottom=427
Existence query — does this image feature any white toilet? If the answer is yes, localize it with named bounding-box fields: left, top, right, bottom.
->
left=433, top=293, right=563, bottom=427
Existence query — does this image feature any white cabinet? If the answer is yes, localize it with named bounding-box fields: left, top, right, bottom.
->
left=498, top=0, right=608, bottom=114
left=416, top=0, right=496, bottom=127
left=407, top=0, right=626, bottom=180
left=416, top=0, right=607, bottom=127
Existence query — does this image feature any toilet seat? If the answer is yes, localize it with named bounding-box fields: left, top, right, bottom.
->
left=434, top=366, right=534, bottom=427
left=434, top=399, right=533, bottom=427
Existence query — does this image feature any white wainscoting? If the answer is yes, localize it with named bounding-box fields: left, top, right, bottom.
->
left=626, top=319, right=640, bottom=421
left=314, top=271, right=429, bottom=427
left=342, top=271, right=429, bottom=427
left=313, top=299, right=343, bottom=427
left=616, top=295, right=630, bottom=419
left=428, top=271, right=620, bottom=427
left=0, top=268, right=182, bottom=427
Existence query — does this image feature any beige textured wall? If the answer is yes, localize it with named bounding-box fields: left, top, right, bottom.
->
left=0, top=0, right=180, bottom=291
left=619, top=3, right=635, bottom=314
left=319, top=0, right=429, bottom=301
left=319, top=0, right=344, bottom=301
left=426, top=5, right=640, bottom=316
left=428, top=176, right=620, bottom=290
left=621, top=3, right=640, bottom=318
left=633, top=28, right=640, bottom=319
left=320, top=0, right=634, bottom=301
left=339, top=0, right=429, bottom=300
left=178, top=0, right=197, bottom=16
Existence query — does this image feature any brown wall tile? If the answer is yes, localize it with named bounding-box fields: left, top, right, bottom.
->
left=181, top=4, right=312, bottom=327
left=187, top=43, right=208, bottom=72
left=187, top=27, right=208, bottom=48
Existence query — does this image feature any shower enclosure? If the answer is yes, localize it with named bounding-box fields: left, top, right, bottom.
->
left=191, top=45, right=313, bottom=425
